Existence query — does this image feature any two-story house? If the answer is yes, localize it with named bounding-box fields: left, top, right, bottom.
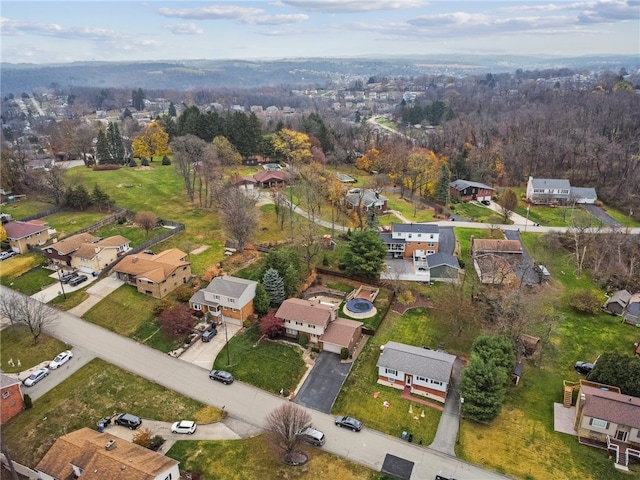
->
left=113, top=249, right=191, bottom=299
left=380, top=223, right=439, bottom=261
left=574, top=383, right=640, bottom=470
left=189, top=275, right=257, bottom=326
left=449, top=179, right=494, bottom=202
left=275, top=298, right=362, bottom=354
left=44, top=232, right=99, bottom=267
left=36, top=428, right=180, bottom=480
left=0, top=374, right=24, bottom=425
left=526, top=177, right=571, bottom=204
left=4, top=220, right=53, bottom=253
left=376, top=341, right=457, bottom=403
left=46, top=233, right=131, bottom=274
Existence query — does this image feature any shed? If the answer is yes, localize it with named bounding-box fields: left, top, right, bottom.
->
left=512, top=362, right=524, bottom=385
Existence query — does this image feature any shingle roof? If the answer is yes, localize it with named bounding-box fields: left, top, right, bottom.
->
left=571, top=187, right=597, bottom=201
left=276, top=298, right=333, bottom=327
left=391, top=223, right=439, bottom=234
left=0, top=373, right=22, bottom=389
left=472, top=238, right=523, bottom=254
left=4, top=221, right=48, bottom=239
left=36, top=428, right=178, bottom=480
left=530, top=178, right=571, bottom=190
left=450, top=179, right=494, bottom=191
left=50, top=233, right=98, bottom=255
left=426, top=252, right=460, bottom=269
left=203, top=276, right=257, bottom=299
left=321, top=317, right=362, bottom=346
left=254, top=170, right=291, bottom=183
left=605, top=290, right=631, bottom=307
left=96, top=235, right=129, bottom=247
left=113, top=249, right=189, bottom=283
left=344, top=189, right=387, bottom=208
left=377, top=341, right=456, bottom=383
left=581, top=385, right=640, bottom=430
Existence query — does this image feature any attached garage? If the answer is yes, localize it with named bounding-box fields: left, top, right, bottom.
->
left=320, top=318, right=363, bottom=354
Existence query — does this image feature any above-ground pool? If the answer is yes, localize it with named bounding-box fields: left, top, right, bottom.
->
left=346, top=298, right=375, bottom=315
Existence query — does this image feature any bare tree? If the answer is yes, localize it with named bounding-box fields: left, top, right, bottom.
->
left=0, top=291, right=58, bottom=344
left=264, top=403, right=312, bottom=465
left=497, top=188, right=518, bottom=223
left=171, top=135, right=207, bottom=203
left=219, top=185, right=258, bottom=252
left=135, top=211, right=157, bottom=237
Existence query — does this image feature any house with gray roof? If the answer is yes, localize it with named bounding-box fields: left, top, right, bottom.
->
left=189, top=275, right=257, bottom=326
left=571, top=187, right=598, bottom=204
left=574, top=383, right=640, bottom=470
left=376, top=341, right=456, bottom=403
left=344, top=188, right=388, bottom=212
left=526, top=176, right=571, bottom=204
left=449, top=179, right=494, bottom=202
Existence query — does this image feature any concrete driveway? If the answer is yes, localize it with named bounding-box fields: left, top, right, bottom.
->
left=293, top=351, right=353, bottom=414
left=31, top=271, right=99, bottom=303
left=68, top=275, right=124, bottom=316
left=179, top=322, right=241, bottom=370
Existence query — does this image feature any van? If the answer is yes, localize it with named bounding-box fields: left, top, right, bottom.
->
left=298, top=427, right=325, bottom=446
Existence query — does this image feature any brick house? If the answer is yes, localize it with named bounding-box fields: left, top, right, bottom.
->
left=376, top=341, right=456, bottom=403
left=44, top=232, right=99, bottom=267
left=449, top=179, right=494, bottom=202
left=4, top=220, right=53, bottom=253
left=112, top=249, right=191, bottom=299
left=253, top=170, right=291, bottom=188
left=344, top=188, right=388, bottom=213
left=189, top=275, right=257, bottom=326
left=36, top=428, right=180, bottom=480
left=0, top=374, right=24, bottom=425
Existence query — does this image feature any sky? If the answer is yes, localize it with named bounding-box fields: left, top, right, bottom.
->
left=1, top=0, right=639, bottom=64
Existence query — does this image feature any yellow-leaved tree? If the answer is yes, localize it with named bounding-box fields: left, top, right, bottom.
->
left=271, top=129, right=312, bottom=166
left=132, top=121, right=171, bottom=160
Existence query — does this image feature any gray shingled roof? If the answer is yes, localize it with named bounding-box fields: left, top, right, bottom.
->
left=391, top=223, right=439, bottom=234
left=344, top=189, right=387, bottom=208
left=571, top=187, right=597, bottom=201
left=379, top=232, right=402, bottom=244
left=426, top=252, right=459, bottom=269
left=450, top=179, right=494, bottom=191
left=377, top=341, right=455, bottom=383
left=204, top=276, right=256, bottom=298
left=530, top=178, right=571, bottom=190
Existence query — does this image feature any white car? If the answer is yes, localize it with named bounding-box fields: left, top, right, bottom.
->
left=24, top=368, right=49, bottom=386
left=49, top=350, right=73, bottom=369
left=171, top=420, right=197, bottom=434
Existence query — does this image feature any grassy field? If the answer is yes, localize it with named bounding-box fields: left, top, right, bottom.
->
left=212, top=324, right=306, bottom=395
left=450, top=201, right=505, bottom=224
left=0, top=199, right=54, bottom=219
left=42, top=209, right=107, bottom=238
left=1, top=358, right=221, bottom=468
left=0, top=325, right=69, bottom=373
left=0, top=253, right=55, bottom=294
left=385, top=192, right=437, bottom=223
left=168, top=435, right=386, bottom=480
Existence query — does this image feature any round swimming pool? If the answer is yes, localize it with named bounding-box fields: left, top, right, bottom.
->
left=346, top=298, right=374, bottom=314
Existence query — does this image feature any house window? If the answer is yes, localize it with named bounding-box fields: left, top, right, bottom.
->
left=147, top=280, right=153, bottom=284
left=416, top=376, right=427, bottom=383
left=229, top=298, right=235, bottom=303
left=232, top=308, right=238, bottom=312
left=430, top=380, right=443, bottom=386
left=296, top=321, right=303, bottom=326
left=589, top=418, right=609, bottom=429
left=385, top=368, right=397, bottom=376
left=193, top=304, right=202, bottom=311
left=427, top=242, right=435, bottom=247
left=2, top=391, right=9, bottom=399
left=285, top=328, right=297, bottom=335
left=408, top=234, right=412, bottom=239
left=429, top=234, right=434, bottom=239
left=214, top=295, right=220, bottom=300
left=163, top=474, right=172, bottom=480
left=308, top=325, right=315, bottom=329
left=223, top=306, right=228, bottom=311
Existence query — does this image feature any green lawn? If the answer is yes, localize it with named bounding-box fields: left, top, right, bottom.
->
left=0, top=199, right=55, bottom=219
left=0, top=325, right=69, bottom=373
left=1, top=358, right=221, bottom=468
left=42, top=209, right=107, bottom=239
left=212, top=324, right=306, bottom=395
left=385, top=192, right=437, bottom=223
left=0, top=254, right=56, bottom=295
left=92, top=222, right=164, bottom=248
left=450, top=201, right=505, bottom=224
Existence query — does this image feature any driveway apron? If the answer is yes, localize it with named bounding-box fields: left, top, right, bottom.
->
left=293, top=351, right=352, bottom=413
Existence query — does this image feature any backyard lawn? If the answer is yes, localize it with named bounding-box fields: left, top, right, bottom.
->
left=0, top=253, right=55, bottom=295
left=0, top=358, right=221, bottom=468
left=0, top=199, right=55, bottom=219
left=42, top=209, right=107, bottom=239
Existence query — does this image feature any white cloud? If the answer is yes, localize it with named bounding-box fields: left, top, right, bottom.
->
left=243, top=14, right=309, bottom=25
left=280, top=0, right=426, bottom=13
left=164, top=23, right=204, bottom=35
left=156, top=5, right=263, bottom=20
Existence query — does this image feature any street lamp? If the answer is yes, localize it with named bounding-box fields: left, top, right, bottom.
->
left=524, top=206, right=530, bottom=233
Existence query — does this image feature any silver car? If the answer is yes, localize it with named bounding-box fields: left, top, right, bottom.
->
left=24, top=367, right=49, bottom=386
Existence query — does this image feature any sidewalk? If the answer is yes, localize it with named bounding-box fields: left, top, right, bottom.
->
left=68, top=276, right=124, bottom=316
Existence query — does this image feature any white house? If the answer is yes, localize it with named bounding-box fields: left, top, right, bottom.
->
left=376, top=341, right=456, bottom=403
left=189, top=275, right=257, bottom=326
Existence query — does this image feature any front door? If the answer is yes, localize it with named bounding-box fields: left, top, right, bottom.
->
left=405, top=374, right=412, bottom=387
left=615, top=429, right=628, bottom=442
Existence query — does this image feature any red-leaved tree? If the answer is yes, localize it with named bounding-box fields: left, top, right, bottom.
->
left=157, top=304, right=196, bottom=339
left=260, top=312, right=284, bottom=339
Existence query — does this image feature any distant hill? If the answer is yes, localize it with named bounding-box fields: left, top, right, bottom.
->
left=1, top=55, right=637, bottom=96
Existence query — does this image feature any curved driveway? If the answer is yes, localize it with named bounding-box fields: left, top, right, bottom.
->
left=2, top=286, right=512, bottom=480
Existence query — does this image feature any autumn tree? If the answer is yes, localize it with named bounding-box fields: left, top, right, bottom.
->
left=497, top=188, right=518, bottom=223
left=218, top=185, right=258, bottom=252
left=210, top=135, right=242, bottom=166
left=132, top=121, right=171, bottom=160
left=264, top=403, right=312, bottom=465
left=270, top=128, right=312, bottom=166
left=171, top=134, right=206, bottom=203
left=157, top=304, right=196, bottom=339
left=260, top=312, right=284, bottom=339
left=135, top=211, right=157, bottom=237
left=0, top=225, right=6, bottom=243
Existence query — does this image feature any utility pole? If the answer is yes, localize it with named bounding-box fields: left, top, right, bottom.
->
left=56, top=265, right=67, bottom=299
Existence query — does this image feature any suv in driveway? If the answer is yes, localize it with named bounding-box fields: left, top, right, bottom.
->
left=201, top=328, right=217, bottom=342
left=60, top=271, right=79, bottom=283
left=68, top=274, right=88, bottom=287
left=113, top=413, right=142, bottom=429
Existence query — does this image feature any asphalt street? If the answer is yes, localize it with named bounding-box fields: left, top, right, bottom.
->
left=2, top=286, right=513, bottom=480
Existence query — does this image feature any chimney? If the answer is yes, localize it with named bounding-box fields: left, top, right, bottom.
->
left=132, top=256, right=138, bottom=263
left=379, top=345, right=385, bottom=355
left=105, top=439, right=116, bottom=451
left=95, top=246, right=100, bottom=253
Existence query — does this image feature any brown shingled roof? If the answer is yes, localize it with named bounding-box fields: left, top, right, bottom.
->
left=113, top=249, right=189, bottom=284
left=96, top=235, right=129, bottom=247
left=50, top=233, right=99, bottom=255
left=36, top=428, right=178, bottom=480
left=321, top=317, right=362, bottom=347
left=275, top=298, right=333, bottom=327
left=473, top=238, right=523, bottom=254
left=581, top=385, right=640, bottom=429
left=254, top=170, right=291, bottom=183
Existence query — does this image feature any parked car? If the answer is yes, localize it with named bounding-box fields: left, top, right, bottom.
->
left=298, top=427, right=326, bottom=446
left=481, top=200, right=491, bottom=206
left=49, top=350, right=73, bottom=369
left=113, top=413, right=142, bottom=429
left=574, top=361, right=594, bottom=375
left=60, top=271, right=79, bottom=283
left=201, top=328, right=217, bottom=342
left=23, top=368, right=49, bottom=387
left=171, top=420, right=197, bottom=434
left=334, top=416, right=362, bottom=432
left=68, top=274, right=88, bottom=286
left=0, top=251, right=12, bottom=261
left=209, top=369, right=234, bottom=384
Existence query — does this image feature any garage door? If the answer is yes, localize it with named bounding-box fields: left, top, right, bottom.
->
left=322, top=342, right=342, bottom=354
left=79, top=266, right=94, bottom=274
left=223, top=316, right=242, bottom=327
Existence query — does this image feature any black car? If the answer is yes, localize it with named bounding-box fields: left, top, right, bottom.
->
left=574, top=361, right=594, bottom=375
left=113, top=413, right=142, bottom=429
left=209, top=370, right=234, bottom=384
left=481, top=200, right=491, bottom=206
left=334, top=416, right=362, bottom=432
left=201, top=328, right=217, bottom=342
left=60, top=271, right=79, bottom=283
left=68, top=274, right=88, bottom=286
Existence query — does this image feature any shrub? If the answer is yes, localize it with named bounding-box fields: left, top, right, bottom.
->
left=162, top=155, right=171, bottom=165
left=340, top=347, right=349, bottom=360
left=260, top=312, right=284, bottom=339
left=23, top=394, right=33, bottom=410
left=397, top=289, right=415, bottom=304
left=322, top=254, right=329, bottom=266
left=152, top=298, right=172, bottom=316
left=202, top=265, right=223, bottom=282
left=141, top=157, right=150, bottom=166
left=568, top=289, right=602, bottom=314
left=173, top=285, right=193, bottom=303
left=311, top=346, right=320, bottom=354
left=132, top=428, right=152, bottom=448
left=92, top=164, right=120, bottom=171
left=149, top=435, right=165, bottom=451
left=299, top=333, right=309, bottom=348
left=128, top=158, right=138, bottom=167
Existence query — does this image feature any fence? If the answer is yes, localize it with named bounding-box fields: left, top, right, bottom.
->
left=56, top=207, right=128, bottom=240
left=0, top=452, right=39, bottom=480
left=18, top=205, right=65, bottom=221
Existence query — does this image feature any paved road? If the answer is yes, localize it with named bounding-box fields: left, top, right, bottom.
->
left=2, top=286, right=512, bottom=480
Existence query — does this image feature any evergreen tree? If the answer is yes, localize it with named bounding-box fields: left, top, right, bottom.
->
left=366, top=208, right=379, bottom=230
left=132, top=88, right=145, bottom=111
left=168, top=102, right=177, bottom=117
left=460, top=357, right=507, bottom=423
left=122, top=108, right=133, bottom=119
left=253, top=283, right=270, bottom=317
left=91, top=184, right=113, bottom=211
left=262, top=268, right=286, bottom=306
left=95, top=130, right=111, bottom=164
left=261, top=248, right=302, bottom=298
left=341, top=229, right=388, bottom=280
left=435, top=163, right=451, bottom=206
left=65, top=185, right=92, bottom=210
left=107, top=122, right=125, bottom=164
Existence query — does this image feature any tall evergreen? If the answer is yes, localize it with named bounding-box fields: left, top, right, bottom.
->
left=95, top=130, right=111, bottom=164
left=107, top=122, right=125, bottom=164
left=435, top=163, right=451, bottom=206
left=262, top=268, right=286, bottom=306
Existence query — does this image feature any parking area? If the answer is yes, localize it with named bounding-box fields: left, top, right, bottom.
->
left=178, top=322, right=242, bottom=370
left=293, top=351, right=353, bottom=413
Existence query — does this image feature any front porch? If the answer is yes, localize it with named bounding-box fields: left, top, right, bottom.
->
left=607, top=435, right=640, bottom=471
